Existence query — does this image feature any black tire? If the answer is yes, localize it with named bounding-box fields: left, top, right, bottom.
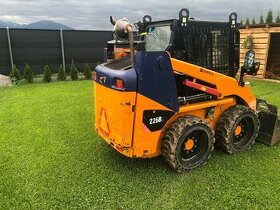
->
left=215, top=105, right=259, bottom=154
left=161, top=115, right=214, bottom=173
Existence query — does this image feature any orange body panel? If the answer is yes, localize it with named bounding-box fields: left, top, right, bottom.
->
left=171, top=58, right=257, bottom=110
left=132, top=94, right=172, bottom=157
left=170, top=97, right=236, bottom=129
left=94, top=82, right=136, bottom=156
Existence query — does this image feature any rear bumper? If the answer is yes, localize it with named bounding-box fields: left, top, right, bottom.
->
left=95, top=125, right=134, bottom=157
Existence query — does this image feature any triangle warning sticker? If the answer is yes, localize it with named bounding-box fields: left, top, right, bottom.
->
left=99, top=108, right=110, bottom=136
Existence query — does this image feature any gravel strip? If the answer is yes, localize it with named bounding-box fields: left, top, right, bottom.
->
left=0, top=74, right=12, bottom=86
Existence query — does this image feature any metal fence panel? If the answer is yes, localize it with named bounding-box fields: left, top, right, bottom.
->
left=0, top=30, right=11, bottom=75
left=0, top=28, right=113, bottom=75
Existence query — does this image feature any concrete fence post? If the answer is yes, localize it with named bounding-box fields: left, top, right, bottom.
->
left=6, top=27, right=14, bottom=69
left=60, top=29, right=66, bottom=73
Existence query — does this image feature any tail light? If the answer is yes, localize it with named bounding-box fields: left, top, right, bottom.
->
left=115, top=79, right=124, bottom=90
left=93, top=71, right=97, bottom=80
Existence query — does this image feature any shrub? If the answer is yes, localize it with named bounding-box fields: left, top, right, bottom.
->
left=57, top=65, right=66, bottom=81
left=242, top=35, right=254, bottom=49
left=9, top=65, right=21, bottom=84
left=43, top=65, right=52, bottom=83
left=84, top=64, right=92, bottom=80
left=70, top=60, right=78, bottom=81
left=23, top=64, right=34, bottom=83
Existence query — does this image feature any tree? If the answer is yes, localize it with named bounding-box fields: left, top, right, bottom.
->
left=9, top=65, right=21, bottom=84
left=57, top=65, right=66, bottom=81
left=84, top=64, right=92, bottom=80
left=240, top=20, right=244, bottom=25
left=23, top=64, right=34, bottom=83
left=43, top=65, right=52, bottom=83
left=252, top=18, right=256, bottom=25
left=245, top=18, right=250, bottom=25
left=259, top=15, right=264, bottom=24
left=266, top=10, right=273, bottom=24
left=70, top=60, right=78, bottom=81
left=276, top=13, right=280, bottom=23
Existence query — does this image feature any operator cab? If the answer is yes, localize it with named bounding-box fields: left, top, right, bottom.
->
left=141, top=12, right=240, bottom=77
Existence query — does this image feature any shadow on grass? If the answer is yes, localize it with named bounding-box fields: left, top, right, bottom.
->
left=94, top=142, right=174, bottom=175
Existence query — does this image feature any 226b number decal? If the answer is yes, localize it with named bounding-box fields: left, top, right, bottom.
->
left=149, top=116, right=163, bottom=124
left=143, top=110, right=174, bottom=132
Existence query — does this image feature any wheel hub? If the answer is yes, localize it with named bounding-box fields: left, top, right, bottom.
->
left=234, top=125, right=242, bottom=136
left=185, top=138, right=195, bottom=150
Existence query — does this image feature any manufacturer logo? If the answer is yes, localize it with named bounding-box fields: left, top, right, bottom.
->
left=99, top=77, right=106, bottom=84
left=200, top=68, right=214, bottom=76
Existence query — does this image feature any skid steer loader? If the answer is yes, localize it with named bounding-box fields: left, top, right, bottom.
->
left=93, top=9, right=280, bottom=173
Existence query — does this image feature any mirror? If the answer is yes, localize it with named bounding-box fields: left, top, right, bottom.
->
left=243, top=50, right=260, bottom=75
left=239, top=50, right=260, bottom=86
left=244, top=50, right=255, bottom=68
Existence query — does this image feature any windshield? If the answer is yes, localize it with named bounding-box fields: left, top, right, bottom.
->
left=145, top=25, right=172, bottom=51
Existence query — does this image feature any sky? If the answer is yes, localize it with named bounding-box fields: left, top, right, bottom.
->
left=0, top=0, right=280, bottom=30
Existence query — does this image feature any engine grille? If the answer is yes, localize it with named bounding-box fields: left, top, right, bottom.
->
left=104, top=56, right=132, bottom=70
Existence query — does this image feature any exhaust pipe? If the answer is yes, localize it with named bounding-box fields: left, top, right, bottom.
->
left=110, top=17, right=135, bottom=66
left=126, top=25, right=134, bottom=66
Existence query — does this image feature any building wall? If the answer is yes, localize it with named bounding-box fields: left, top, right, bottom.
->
left=266, top=33, right=280, bottom=79
left=240, top=26, right=280, bottom=78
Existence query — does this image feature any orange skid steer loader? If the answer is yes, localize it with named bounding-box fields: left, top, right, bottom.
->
left=93, top=9, right=280, bottom=173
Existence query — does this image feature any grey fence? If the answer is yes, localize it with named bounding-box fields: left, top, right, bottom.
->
left=0, top=28, right=113, bottom=75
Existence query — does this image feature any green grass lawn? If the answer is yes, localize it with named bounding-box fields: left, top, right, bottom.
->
left=0, top=80, right=280, bottom=209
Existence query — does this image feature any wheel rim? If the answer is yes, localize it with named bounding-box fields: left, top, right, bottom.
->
left=179, top=129, right=208, bottom=163
left=232, top=115, right=255, bottom=148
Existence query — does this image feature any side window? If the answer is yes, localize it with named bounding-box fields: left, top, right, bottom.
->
left=145, top=26, right=172, bottom=51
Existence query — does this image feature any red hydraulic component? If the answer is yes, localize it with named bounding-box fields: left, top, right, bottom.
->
left=183, top=80, right=222, bottom=97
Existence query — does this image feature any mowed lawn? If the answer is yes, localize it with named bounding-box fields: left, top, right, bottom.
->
left=0, top=80, right=280, bottom=209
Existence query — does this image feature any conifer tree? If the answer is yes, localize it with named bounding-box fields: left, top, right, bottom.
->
left=266, top=10, right=273, bottom=24
left=57, top=65, right=66, bottom=81
left=23, top=64, right=34, bottom=83
left=43, top=65, right=52, bottom=83
left=70, top=60, right=79, bottom=81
